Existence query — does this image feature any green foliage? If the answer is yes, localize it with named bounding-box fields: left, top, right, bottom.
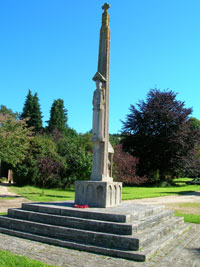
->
left=31, top=93, right=43, bottom=131
left=189, top=117, right=200, bottom=131
left=0, top=105, right=18, bottom=119
left=20, top=90, right=43, bottom=132
left=77, top=132, right=93, bottom=152
left=13, top=129, right=92, bottom=188
left=109, top=134, right=121, bottom=147
left=13, top=134, right=64, bottom=186
left=48, top=99, right=68, bottom=133
left=0, top=115, right=33, bottom=167
left=0, top=249, right=55, bottom=267
left=56, top=136, right=92, bottom=187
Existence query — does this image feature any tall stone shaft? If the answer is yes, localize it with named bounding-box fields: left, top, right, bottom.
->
left=91, top=3, right=111, bottom=181
left=75, top=3, right=122, bottom=208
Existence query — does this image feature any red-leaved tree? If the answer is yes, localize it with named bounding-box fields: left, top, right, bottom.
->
left=113, top=144, right=146, bottom=185
left=37, top=157, right=61, bottom=194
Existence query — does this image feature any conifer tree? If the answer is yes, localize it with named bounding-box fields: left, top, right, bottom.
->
left=21, top=90, right=43, bottom=132
left=32, top=92, right=43, bottom=131
left=48, top=99, right=68, bottom=133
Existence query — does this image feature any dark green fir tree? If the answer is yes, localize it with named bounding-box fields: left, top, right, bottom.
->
left=20, top=89, right=43, bottom=132
left=48, top=99, right=68, bottom=133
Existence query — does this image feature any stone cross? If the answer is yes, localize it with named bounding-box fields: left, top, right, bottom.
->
left=90, top=2, right=111, bottom=182
left=75, top=3, right=122, bottom=208
left=102, top=3, right=110, bottom=12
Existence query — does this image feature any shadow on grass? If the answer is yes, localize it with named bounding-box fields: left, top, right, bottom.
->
left=0, top=183, right=14, bottom=187
left=162, top=191, right=200, bottom=196
left=21, top=192, right=73, bottom=199
left=42, top=195, right=72, bottom=199
left=0, top=195, right=21, bottom=198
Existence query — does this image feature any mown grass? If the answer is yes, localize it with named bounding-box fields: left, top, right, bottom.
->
left=178, top=202, right=200, bottom=208
left=0, top=250, right=55, bottom=267
left=122, top=183, right=200, bottom=200
left=0, top=212, right=7, bottom=216
left=173, top=177, right=192, bottom=185
left=9, top=178, right=200, bottom=202
left=175, top=211, right=200, bottom=224
left=0, top=197, right=16, bottom=200
left=9, top=186, right=75, bottom=202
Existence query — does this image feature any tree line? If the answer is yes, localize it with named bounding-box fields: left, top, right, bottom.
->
left=1, top=88, right=200, bottom=188
left=0, top=90, right=93, bottom=188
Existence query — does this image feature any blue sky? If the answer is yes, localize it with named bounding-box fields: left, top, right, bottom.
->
left=0, top=0, right=200, bottom=133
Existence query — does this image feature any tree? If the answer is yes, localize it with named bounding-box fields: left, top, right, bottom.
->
left=121, top=88, right=196, bottom=181
left=56, top=136, right=92, bottom=187
left=113, top=144, right=146, bottom=185
left=0, top=115, right=33, bottom=167
left=31, top=93, right=43, bottom=131
left=48, top=99, right=68, bottom=133
left=37, top=157, right=61, bottom=195
left=20, top=90, right=43, bottom=132
left=13, top=133, right=65, bottom=186
left=189, top=117, right=200, bottom=131
left=109, top=134, right=121, bottom=147
left=0, top=105, right=18, bottom=119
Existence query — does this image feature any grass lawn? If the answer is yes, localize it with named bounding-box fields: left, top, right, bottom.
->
left=0, top=250, right=55, bottom=267
left=0, top=197, right=16, bottom=200
left=8, top=178, right=200, bottom=202
left=9, top=186, right=75, bottom=202
left=0, top=212, right=7, bottom=216
left=175, top=211, right=200, bottom=224
left=122, top=183, right=200, bottom=200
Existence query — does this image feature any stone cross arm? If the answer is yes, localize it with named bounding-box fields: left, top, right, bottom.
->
left=102, top=3, right=110, bottom=12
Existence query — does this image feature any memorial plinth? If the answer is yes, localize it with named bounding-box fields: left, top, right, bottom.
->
left=75, top=181, right=122, bottom=208
left=75, top=3, right=122, bottom=208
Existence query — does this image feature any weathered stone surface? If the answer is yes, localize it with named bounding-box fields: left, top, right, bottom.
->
left=0, top=201, right=190, bottom=261
left=75, top=181, right=122, bottom=208
left=0, top=224, right=199, bottom=267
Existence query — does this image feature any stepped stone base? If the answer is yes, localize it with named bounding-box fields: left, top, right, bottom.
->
left=75, top=181, right=122, bottom=208
left=0, top=201, right=190, bottom=261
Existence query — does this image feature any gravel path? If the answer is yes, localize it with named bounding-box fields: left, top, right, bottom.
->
left=0, top=183, right=31, bottom=213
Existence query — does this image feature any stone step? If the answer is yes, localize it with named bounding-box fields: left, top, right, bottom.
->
left=0, top=222, right=190, bottom=262
left=8, top=208, right=174, bottom=236
left=0, top=201, right=189, bottom=262
left=139, top=222, right=190, bottom=260
left=138, top=216, right=184, bottom=248
left=0, top=212, right=184, bottom=251
left=132, top=209, right=174, bottom=233
left=0, top=216, right=140, bottom=250
left=8, top=208, right=133, bottom=235
left=21, top=202, right=165, bottom=223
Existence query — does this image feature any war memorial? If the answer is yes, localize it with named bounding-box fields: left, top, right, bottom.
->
left=0, top=3, right=189, bottom=262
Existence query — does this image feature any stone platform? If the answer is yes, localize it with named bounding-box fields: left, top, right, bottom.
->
left=0, top=201, right=189, bottom=261
left=75, top=181, right=122, bottom=208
